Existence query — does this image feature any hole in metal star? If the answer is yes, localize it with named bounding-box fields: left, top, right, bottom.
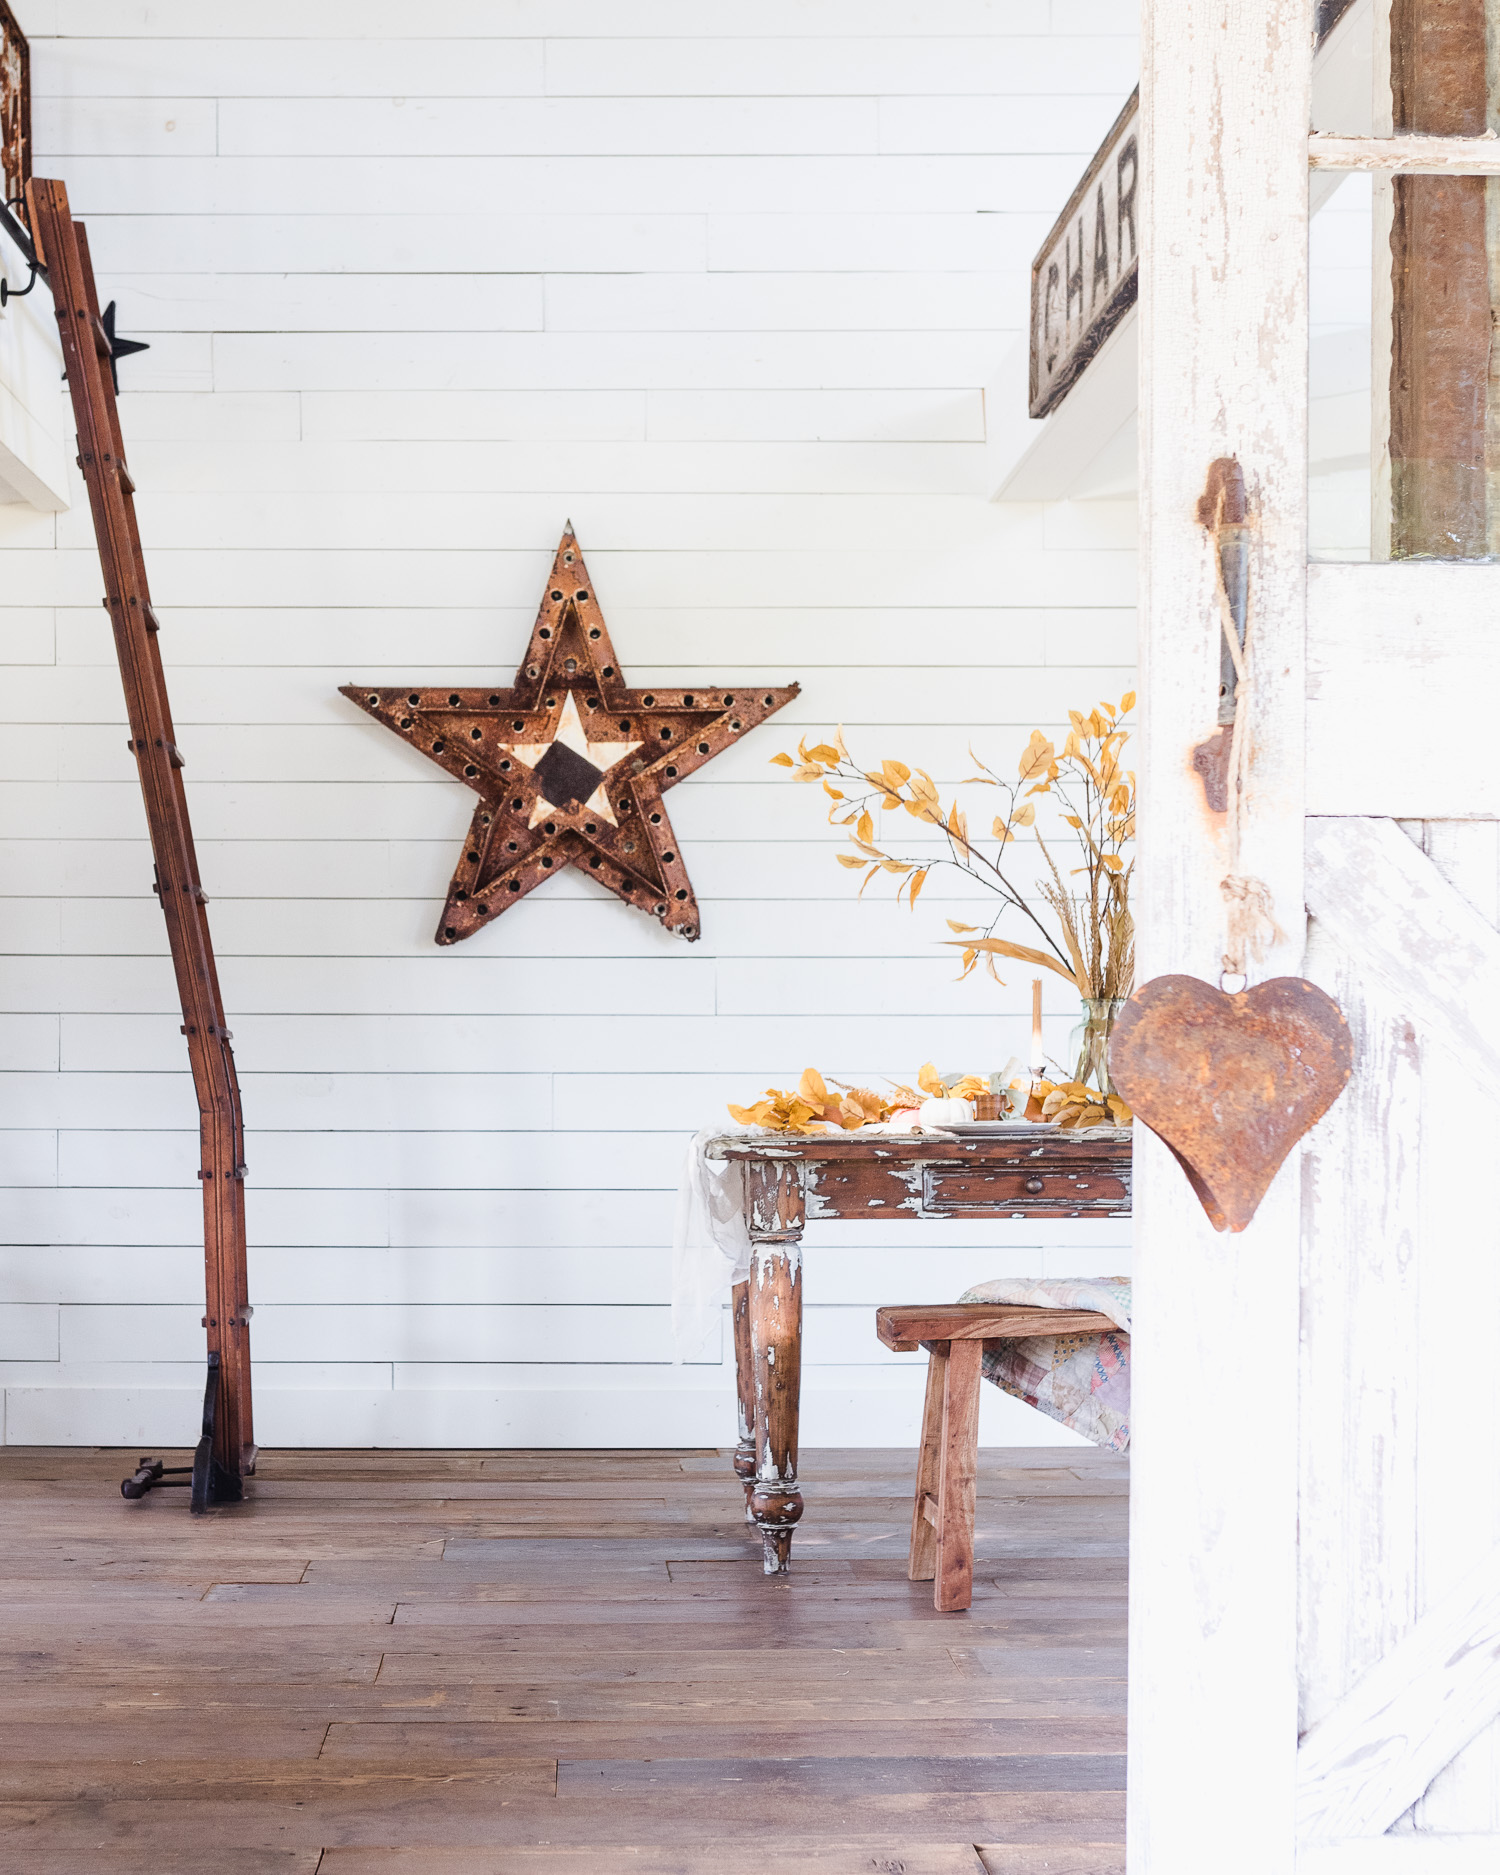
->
left=533, top=740, right=605, bottom=809
left=589, top=628, right=601, bottom=639
left=468, top=850, right=479, bottom=862
left=589, top=857, right=601, bottom=869
left=675, top=889, right=688, bottom=900
left=449, top=693, right=460, bottom=705
left=542, top=858, right=554, bottom=869
left=508, top=881, right=520, bottom=892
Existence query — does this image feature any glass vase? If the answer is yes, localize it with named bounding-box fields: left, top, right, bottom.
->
left=1070, top=996, right=1124, bottom=1097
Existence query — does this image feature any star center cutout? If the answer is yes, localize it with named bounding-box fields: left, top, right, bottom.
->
left=340, top=526, right=799, bottom=944
left=506, top=691, right=639, bottom=828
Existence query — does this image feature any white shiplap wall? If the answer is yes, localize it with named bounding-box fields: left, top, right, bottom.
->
left=0, top=0, right=1138, bottom=1449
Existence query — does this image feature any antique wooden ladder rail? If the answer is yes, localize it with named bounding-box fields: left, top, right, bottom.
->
left=26, top=178, right=253, bottom=1506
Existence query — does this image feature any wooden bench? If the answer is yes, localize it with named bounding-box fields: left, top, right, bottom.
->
left=875, top=1302, right=1121, bottom=1612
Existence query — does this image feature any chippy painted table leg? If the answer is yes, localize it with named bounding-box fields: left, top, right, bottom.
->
left=745, top=1158, right=806, bottom=1574
left=731, top=1278, right=756, bottom=1521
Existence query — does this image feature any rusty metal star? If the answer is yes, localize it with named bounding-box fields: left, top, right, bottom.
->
left=341, top=526, right=799, bottom=945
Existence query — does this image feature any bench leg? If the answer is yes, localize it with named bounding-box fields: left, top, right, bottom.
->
left=934, top=1337, right=982, bottom=1612
left=908, top=1341, right=947, bottom=1582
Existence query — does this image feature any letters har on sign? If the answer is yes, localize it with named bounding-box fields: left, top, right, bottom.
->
left=1029, top=87, right=1139, bottom=419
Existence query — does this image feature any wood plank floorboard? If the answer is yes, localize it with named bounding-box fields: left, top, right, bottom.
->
left=0, top=1445, right=1127, bottom=1870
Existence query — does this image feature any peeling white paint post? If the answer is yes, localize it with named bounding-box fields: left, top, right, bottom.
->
left=1132, top=2, right=1310, bottom=1871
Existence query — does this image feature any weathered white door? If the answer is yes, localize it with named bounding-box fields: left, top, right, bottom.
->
left=1134, top=3, right=1500, bottom=1872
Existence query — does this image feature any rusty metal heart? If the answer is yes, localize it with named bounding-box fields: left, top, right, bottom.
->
left=1108, top=974, right=1352, bottom=1233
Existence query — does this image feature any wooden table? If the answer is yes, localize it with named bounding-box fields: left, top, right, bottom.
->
left=707, top=1124, right=1133, bottom=1573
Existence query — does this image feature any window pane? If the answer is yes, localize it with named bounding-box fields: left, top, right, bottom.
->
left=1310, top=175, right=1373, bottom=561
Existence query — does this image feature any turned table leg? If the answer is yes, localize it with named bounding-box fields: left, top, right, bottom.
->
left=731, top=1278, right=756, bottom=1521
left=745, top=1159, right=806, bottom=1574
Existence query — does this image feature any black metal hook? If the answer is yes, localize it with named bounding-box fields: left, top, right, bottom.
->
left=0, top=194, right=44, bottom=305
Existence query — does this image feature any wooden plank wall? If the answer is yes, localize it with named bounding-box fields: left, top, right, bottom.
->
left=0, top=1, right=1138, bottom=1450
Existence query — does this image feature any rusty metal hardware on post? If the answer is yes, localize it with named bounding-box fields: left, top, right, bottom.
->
left=27, top=177, right=254, bottom=1508
left=1190, top=457, right=1249, bottom=815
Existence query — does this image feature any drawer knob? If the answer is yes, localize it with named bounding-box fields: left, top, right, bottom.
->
left=1024, top=1176, right=1045, bottom=1194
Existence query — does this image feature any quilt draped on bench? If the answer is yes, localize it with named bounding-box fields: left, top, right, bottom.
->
left=957, top=1275, right=1131, bottom=1452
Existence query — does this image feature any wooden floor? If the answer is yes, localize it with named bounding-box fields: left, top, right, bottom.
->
left=0, top=1444, right=1127, bottom=1874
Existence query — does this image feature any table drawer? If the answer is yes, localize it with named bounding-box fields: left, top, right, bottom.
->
left=922, top=1163, right=1130, bottom=1216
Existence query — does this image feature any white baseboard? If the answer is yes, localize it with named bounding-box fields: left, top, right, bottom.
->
left=2, top=1375, right=1092, bottom=1450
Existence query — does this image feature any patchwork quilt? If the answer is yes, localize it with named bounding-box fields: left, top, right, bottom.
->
left=956, top=1275, right=1132, bottom=1453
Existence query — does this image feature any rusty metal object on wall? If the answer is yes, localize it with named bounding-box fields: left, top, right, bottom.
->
left=0, top=1, right=28, bottom=206
left=342, top=527, right=798, bottom=945
left=1108, top=974, right=1352, bottom=1233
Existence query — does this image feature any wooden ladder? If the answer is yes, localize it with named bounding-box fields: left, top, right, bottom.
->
left=26, top=177, right=253, bottom=1508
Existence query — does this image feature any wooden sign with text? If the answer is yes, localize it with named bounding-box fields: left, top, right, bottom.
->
left=1029, top=87, right=1139, bottom=419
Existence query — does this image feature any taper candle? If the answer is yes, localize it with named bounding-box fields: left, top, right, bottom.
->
left=1031, top=977, right=1043, bottom=1072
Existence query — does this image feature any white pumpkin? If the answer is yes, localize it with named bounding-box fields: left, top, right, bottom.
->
left=917, top=1095, right=975, bottom=1127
